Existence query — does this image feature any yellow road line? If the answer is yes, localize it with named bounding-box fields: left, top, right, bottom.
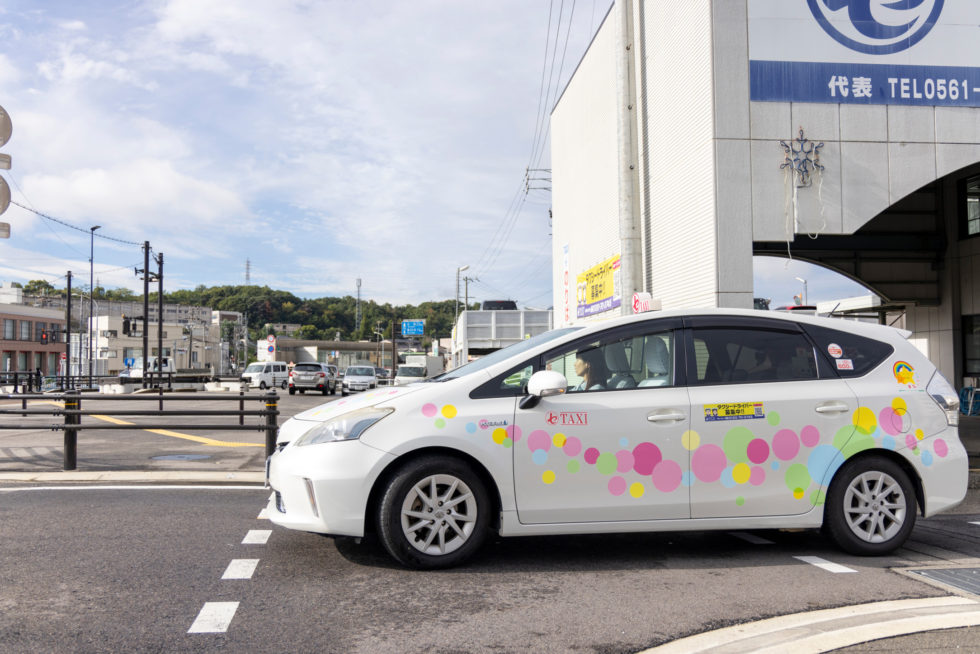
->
left=91, top=414, right=263, bottom=448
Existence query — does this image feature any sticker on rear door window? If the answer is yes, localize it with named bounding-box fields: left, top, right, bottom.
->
left=836, top=359, right=854, bottom=370
left=704, top=402, right=765, bottom=422
left=827, top=343, right=843, bottom=358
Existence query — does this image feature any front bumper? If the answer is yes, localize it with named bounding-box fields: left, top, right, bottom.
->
left=266, top=439, right=395, bottom=537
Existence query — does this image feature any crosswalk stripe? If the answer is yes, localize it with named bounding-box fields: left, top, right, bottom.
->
left=794, top=555, right=857, bottom=573
left=188, top=602, right=239, bottom=633
left=242, top=529, right=271, bottom=545
left=222, top=559, right=260, bottom=580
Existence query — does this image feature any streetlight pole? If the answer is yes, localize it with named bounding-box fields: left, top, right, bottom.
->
left=455, top=264, right=469, bottom=326
left=795, top=276, right=808, bottom=305
left=89, top=225, right=101, bottom=387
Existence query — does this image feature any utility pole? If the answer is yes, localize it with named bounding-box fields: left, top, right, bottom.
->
left=463, top=275, right=477, bottom=312
left=617, top=0, right=642, bottom=314
left=355, top=278, right=362, bottom=335
left=135, top=242, right=162, bottom=388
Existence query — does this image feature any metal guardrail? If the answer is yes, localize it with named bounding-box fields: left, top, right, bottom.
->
left=0, top=391, right=280, bottom=471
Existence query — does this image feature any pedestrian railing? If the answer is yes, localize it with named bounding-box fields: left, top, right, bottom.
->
left=0, top=391, right=280, bottom=471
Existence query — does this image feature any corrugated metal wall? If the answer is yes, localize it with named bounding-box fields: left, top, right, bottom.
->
left=639, top=1, right=718, bottom=308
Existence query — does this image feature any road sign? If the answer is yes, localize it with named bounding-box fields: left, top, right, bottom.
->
left=124, top=357, right=135, bottom=367
left=267, top=335, right=275, bottom=342
left=0, top=105, right=10, bottom=148
left=0, top=177, right=8, bottom=217
left=60, top=352, right=67, bottom=361
left=401, top=319, right=425, bottom=336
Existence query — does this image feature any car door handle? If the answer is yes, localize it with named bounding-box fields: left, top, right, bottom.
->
left=815, top=402, right=850, bottom=415
left=647, top=411, right=686, bottom=423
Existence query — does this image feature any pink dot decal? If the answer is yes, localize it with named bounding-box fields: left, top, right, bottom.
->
left=651, top=460, right=682, bottom=492
left=421, top=403, right=438, bottom=418
left=632, top=442, right=662, bottom=475
left=772, top=429, right=800, bottom=461
left=692, top=444, right=726, bottom=482
left=906, top=434, right=918, bottom=450
left=527, top=430, right=550, bottom=452
left=747, top=438, right=770, bottom=464
left=563, top=436, right=582, bottom=457
left=750, top=466, right=766, bottom=486
left=934, top=439, right=948, bottom=457
left=878, top=407, right=904, bottom=436
left=584, top=448, right=600, bottom=465
left=507, top=425, right=523, bottom=443
left=800, top=425, right=820, bottom=448
left=608, top=476, right=627, bottom=496
left=614, top=450, right=634, bottom=473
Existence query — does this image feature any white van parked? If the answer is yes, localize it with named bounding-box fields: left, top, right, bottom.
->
left=241, top=361, right=289, bottom=389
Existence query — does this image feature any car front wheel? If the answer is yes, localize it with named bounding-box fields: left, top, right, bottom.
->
left=377, top=456, right=491, bottom=569
left=824, top=455, right=916, bottom=556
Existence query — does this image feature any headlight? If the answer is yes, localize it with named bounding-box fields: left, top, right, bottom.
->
left=293, top=407, right=394, bottom=446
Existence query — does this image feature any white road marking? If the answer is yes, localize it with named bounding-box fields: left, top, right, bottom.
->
left=794, top=555, right=857, bottom=574
left=970, top=521, right=980, bottom=527
left=222, top=559, right=260, bottom=580
left=242, top=529, right=272, bottom=545
left=729, top=531, right=774, bottom=545
left=188, top=602, right=239, bottom=633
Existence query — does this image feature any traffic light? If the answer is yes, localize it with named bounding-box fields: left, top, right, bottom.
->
left=40, top=329, right=48, bottom=345
left=122, top=315, right=130, bottom=335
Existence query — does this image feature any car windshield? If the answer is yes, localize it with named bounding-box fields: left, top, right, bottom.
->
left=244, top=363, right=264, bottom=373
left=398, top=366, right=426, bottom=377
left=347, top=367, right=375, bottom=377
left=436, top=327, right=582, bottom=381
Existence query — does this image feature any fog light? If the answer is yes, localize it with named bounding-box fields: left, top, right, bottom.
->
left=303, top=478, right=319, bottom=518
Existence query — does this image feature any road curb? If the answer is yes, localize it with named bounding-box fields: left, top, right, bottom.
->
left=639, top=596, right=980, bottom=654
left=0, top=470, right=266, bottom=484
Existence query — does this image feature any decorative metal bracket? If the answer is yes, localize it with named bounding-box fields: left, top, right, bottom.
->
left=780, top=127, right=824, bottom=187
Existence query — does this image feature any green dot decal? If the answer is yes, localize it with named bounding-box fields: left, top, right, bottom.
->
left=784, top=463, right=811, bottom=495
left=736, top=497, right=745, bottom=506
left=434, top=418, right=446, bottom=429
left=810, top=488, right=827, bottom=506
left=723, top=427, right=754, bottom=464
left=595, top=452, right=617, bottom=475
left=567, top=460, right=580, bottom=473
left=767, top=411, right=780, bottom=426
left=503, top=438, right=513, bottom=449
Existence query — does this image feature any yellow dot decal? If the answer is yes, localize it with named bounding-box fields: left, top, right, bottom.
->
left=542, top=470, right=556, bottom=484
left=492, top=428, right=508, bottom=445
left=793, top=488, right=805, bottom=500
left=891, top=397, right=907, bottom=413
left=732, top=463, right=751, bottom=485
left=682, top=430, right=700, bottom=451
left=915, top=429, right=924, bottom=441
left=852, top=407, right=876, bottom=434
left=441, top=405, right=457, bottom=419
left=553, top=432, right=567, bottom=448
left=629, top=482, right=645, bottom=498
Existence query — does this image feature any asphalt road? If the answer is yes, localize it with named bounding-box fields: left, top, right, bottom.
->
left=1, top=485, right=978, bottom=653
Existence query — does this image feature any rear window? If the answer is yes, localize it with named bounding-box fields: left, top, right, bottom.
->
left=689, top=327, right=818, bottom=385
left=802, top=324, right=894, bottom=377
left=294, top=364, right=320, bottom=372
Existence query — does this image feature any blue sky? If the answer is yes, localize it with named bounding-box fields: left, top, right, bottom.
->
left=0, top=1, right=868, bottom=309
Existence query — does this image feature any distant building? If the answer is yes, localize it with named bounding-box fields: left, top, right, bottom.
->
left=0, top=302, right=67, bottom=374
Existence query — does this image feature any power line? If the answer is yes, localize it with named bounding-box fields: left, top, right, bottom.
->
left=10, top=200, right=143, bottom=246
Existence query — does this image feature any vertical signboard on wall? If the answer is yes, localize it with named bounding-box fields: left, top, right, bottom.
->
left=749, top=0, right=980, bottom=107
left=576, top=254, right=622, bottom=318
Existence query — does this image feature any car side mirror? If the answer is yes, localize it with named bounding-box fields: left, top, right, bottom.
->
left=520, top=370, right=567, bottom=409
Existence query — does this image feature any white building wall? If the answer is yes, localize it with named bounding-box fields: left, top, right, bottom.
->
left=640, top=1, right=728, bottom=309
left=551, top=9, right=622, bottom=327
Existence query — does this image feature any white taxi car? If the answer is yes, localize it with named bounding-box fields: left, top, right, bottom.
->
left=265, top=309, right=967, bottom=569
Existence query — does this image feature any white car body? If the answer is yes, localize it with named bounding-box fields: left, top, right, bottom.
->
left=266, top=309, right=967, bottom=567
left=341, top=366, right=377, bottom=395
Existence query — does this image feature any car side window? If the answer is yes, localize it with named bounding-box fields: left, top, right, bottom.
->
left=802, top=324, right=894, bottom=377
left=545, top=328, right=675, bottom=393
left=690, top=327, right=817, bottom=385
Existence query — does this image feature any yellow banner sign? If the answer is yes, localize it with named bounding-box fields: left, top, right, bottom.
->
left=703, top=402, right=766, bottom=422
left=576, top=254, right=621, bottom=318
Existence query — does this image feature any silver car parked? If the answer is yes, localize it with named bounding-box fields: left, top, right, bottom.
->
left=288, top=362, right=337, bottom=396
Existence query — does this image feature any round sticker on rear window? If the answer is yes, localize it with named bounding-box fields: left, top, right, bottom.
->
left=827, top=343, right=843, bottom=358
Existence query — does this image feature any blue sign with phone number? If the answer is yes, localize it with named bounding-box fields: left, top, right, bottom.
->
left=750, top=61, right=980, bottom=107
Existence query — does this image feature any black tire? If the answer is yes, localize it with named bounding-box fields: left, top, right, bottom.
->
left=259, top=381, right=267, bottom=390
left=824, top=455, right=916, bottom=556
left=281, top=380, right=287, bottom=389
left=288, top=388, right=295, bottom=395
left=321, top=387, right=328, bottom=395
left=377, top=456, right=491, bottom=569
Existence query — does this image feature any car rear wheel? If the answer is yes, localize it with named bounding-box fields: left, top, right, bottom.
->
left=259, top=381, right=267, bottom=390
left=281, top=380, right=287, bottom=389
left=824, top=455, right=916, bottom=556
left=377, top=456, right=490, bottom=569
